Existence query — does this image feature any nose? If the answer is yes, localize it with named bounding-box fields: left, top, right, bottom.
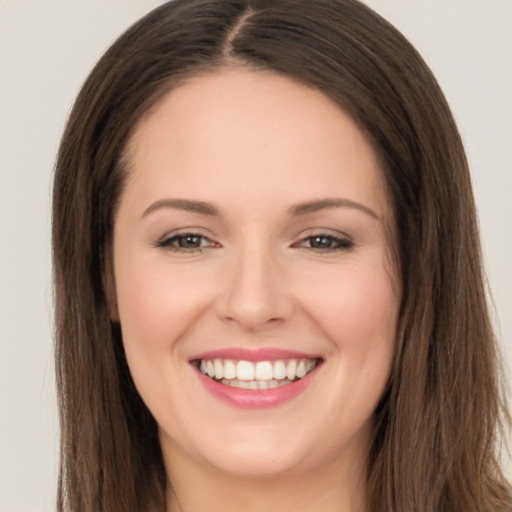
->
left=215, top=246, right=294, bottom=331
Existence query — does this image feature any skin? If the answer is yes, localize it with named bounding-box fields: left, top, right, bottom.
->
left=112, top=68, right=401, bottom=512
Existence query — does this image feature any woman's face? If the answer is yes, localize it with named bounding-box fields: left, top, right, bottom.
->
left=113, top=69, right=400, bottom=480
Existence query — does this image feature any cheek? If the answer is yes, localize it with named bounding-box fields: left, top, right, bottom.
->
left=113, top=258, right=213, bottom=415
left=114, top=254, right=214, bottom=357
left=297, top=256, right=399, bottom=424
left=301, top=260, right=399, bottom=352
left=307, top=260, right=398, bottom=423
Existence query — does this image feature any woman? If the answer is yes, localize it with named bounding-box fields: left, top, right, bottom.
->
left=52, top=0, right=511, bottom=510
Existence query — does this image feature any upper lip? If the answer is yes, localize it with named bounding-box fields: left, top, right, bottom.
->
left=189, top=347, right=322, bottom=363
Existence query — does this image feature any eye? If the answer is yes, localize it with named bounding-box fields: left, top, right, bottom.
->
left=295, top=233, right=353, bottom=252
left=156, top=233, right=217, bottom=252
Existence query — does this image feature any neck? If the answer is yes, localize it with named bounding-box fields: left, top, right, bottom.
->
left=163, top=440, right=369, bottom=512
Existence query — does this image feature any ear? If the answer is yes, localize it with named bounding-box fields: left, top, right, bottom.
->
left=103, top=247, right=120, bottom=322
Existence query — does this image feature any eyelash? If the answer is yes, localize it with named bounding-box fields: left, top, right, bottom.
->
left=294, top=234, right=353, bottom=252
left=156, top=232, right=353, bottom=253
left=156, top=233, right=216, bottom=252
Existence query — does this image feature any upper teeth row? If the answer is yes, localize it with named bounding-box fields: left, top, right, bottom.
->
left=199, top=359, right=317, bottom=381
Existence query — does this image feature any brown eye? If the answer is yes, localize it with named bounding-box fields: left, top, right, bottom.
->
left=157, top=233, right=215, bottom=251
left=309, top=236, right=336, bottom=249
left=175, top=235, right=203, bottom=248
left=299, top=234, right=353, bottom=252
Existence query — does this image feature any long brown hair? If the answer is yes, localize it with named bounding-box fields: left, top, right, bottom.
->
left=52, top=1, right=511, bottom=510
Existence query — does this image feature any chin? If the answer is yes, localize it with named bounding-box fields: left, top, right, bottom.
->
left=211, top=440, right=305, bottom=478
left=160, top=418, right=322, bottom=479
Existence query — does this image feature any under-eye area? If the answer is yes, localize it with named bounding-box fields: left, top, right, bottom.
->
left=191, top=358, right=324, bottom=389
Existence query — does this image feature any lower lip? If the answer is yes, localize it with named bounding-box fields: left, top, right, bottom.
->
left=195, top=367, right=319, bottom=409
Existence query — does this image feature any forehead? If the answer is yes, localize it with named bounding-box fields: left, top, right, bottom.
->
left=123, top=68, right=389, bottom=218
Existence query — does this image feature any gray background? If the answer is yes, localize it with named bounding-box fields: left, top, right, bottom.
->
left=1, top=1, right=511, bottom=510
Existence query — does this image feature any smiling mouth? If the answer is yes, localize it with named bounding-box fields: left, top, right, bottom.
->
left=193, top=358, right=322, bottom=389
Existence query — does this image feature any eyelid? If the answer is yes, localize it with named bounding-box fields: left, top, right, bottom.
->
left=291, top=229, right=354, bottom=252
left=153, top=228, right=353, bottom=252
left=155, top=229, right=221, bottom=251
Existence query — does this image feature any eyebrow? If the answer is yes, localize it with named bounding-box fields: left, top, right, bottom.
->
left=142, top=198, right=220, bottom=218
left=141, top=197, right=379, bottom=220
left=289, top=198, right=379, bottom=220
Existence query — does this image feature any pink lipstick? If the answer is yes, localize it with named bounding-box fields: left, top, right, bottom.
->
left=189, top=348, right=322, bottom=409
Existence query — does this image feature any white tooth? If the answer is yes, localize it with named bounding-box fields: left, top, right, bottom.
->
left=286, top=360, right=297, bottom=380
left=214, top=359, right=224, bottom=380
left=255, top=361, right=273, bottom=380
left=206, top=360, right=215, bottom=378
left=306, top=359, right=316, bottom=373
left=236, top=360, right=255, bottom=381
left=296, top=360, right=306, bottom=378
left=200, top=360, right=207, bottom=374
left=224, top=360, right=237, bottom=379
left=221, top=378, right=296, bottom=389
left=273, top=360, right=287, bottom=380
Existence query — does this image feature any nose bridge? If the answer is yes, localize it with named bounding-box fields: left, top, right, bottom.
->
left=216, top=237, right=292, bottom=330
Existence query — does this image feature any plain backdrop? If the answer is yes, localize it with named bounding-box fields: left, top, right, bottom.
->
left=0, top=1, right=511, bottom=511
